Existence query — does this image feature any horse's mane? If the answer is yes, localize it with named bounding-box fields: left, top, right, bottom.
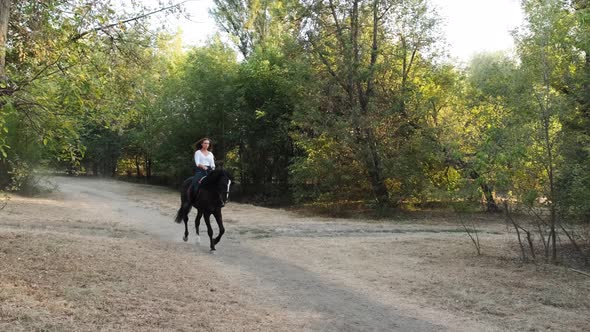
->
left=199, top=169, right=230, bottom=189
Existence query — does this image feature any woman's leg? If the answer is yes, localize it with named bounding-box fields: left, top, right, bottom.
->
left=192, top=168, right=207, bottom=194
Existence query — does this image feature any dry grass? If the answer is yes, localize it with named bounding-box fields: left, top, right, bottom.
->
left=244, top=233, right=590, bottom=331
left=0, top=197, right=304, bottom=332
left=2, top=179, right=590, bottom=331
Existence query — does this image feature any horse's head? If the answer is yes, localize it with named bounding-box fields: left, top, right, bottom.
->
left=202, top=168, right=232, bottom=206
left=216, top=169, right=232, bottom=206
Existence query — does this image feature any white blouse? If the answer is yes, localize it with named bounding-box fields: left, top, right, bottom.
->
left=194, top=150, right=215, bottom=169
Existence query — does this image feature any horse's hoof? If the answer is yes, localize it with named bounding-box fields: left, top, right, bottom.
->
left=182, top=236, right=188, bottom=242
left=210, top=247, right=216, bottom=251
left=195, top=235, right=201, bottom=244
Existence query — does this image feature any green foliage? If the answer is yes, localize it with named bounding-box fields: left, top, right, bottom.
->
left=554, top=1, right=590, bottom=223
left=290, top=0, right=445, bottom=205
left=512, top=0, right=576, bottom=208
left=212, top=0, right=301, bottom=58
left=1, top=0, right=588, bottom=221
left=1, top=0, right=174, bottom=188
left=147, top=38, right=239, bottom=181
left=232, top=46, right=306, bottom=186
left=6, top=157, right=32, bottom=192
left=0, top=99, right=13, bottom=159
left=290, top=133, right=369, bottom=203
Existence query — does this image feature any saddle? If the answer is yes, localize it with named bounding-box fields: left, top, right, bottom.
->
left=188, top=175, right=207, bottom=201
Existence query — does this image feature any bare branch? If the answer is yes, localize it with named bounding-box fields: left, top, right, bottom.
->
left=505, top=201, right=528, bottom=261
left=306, top=32, right=349, bottom=93
left=525, top=205, right=549, bottom=251
left=328, top=0, right=346, bottom=53
left=460, top=217, right=481, bottom=255
left=70, top=1, right=187, bottom=42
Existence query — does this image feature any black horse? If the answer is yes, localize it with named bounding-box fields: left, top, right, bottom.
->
left=174, top=168, right=232, bottom=251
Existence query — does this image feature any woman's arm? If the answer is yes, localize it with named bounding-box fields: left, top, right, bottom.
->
left=194, top=150, right=200, bottom=166
left=194, top=151, right=207, bottom=170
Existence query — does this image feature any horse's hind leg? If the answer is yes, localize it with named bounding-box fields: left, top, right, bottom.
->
left=194, top=210, right=202, bottom=244
left=203, top=213, right=215, bottom=251
left=183, top=214, right=189, bottom=242
left=212, top=209, right=225, bottom=245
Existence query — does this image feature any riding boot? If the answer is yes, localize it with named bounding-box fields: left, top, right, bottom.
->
left=192, top=176, right=200, bottom=197
left=192, top=168, right=207, bottom=197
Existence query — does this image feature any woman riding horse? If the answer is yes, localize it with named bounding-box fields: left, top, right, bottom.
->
left=175, top=167, right=232, bottom=251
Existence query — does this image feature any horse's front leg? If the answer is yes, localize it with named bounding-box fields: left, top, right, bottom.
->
left=182, top=213, right=189, bottom=242
left=212, top=209, right=225, bottom=245
left=203, top=213, right=215, bottom=251
left=194, top=210, right=203, bottom=244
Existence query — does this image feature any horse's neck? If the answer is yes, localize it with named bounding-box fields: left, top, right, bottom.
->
left=201, top=172, right=219, bottom=187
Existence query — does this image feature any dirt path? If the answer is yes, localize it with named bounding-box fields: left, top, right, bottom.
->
left=55, top=177, right=460, bottom=331
left=2, top=176, right=589, bottom=331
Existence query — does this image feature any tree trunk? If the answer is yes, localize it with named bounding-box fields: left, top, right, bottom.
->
left=110, top=161, right=117, bottom=177
left=0, top=0, right=11, bottom=81
left=364, top=129, right=389, bottom=205
left=145, top=155, right=152, bottom=178
left=0, top=159, right=8, bottom=187
left=358, top=0, right=389, bottom=206
left=445, top=154, right=500, bottom=212
left=239, top=141, right=245, bottom=187
left=135, top=156, right=141, bottom=177
left=480, top=183, right=500, bottom=212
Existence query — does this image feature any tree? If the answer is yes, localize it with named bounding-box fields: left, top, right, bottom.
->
left=556, top=0, right=590, bottom=223
left=146, top=39, right=240, bottom=183
left=297, top=0, right=441, bottom=205
left=515, top=0, right=577, bottom=261
left=232, top=46, right=305, bottom=188
left=211, top=0, right=298, bottom=58
left=442, top=52, right=525, bottom=212
left=0, top=0, right=184, bottom=187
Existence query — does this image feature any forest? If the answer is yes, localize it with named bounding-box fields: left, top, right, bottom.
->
left=0, top=0, right=588, bottom=260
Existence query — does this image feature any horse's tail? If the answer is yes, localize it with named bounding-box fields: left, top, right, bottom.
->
left=175, top=178, right=193, bottom=223
left=174, top=206, right=184, bottom=223
left=175, top=199, right=193, bottom=223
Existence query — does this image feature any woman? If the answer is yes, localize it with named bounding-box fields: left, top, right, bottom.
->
left=192, top=138, right=215, bottom=192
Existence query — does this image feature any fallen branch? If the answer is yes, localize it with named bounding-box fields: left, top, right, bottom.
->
left=570, top=268, right=590, bottom=278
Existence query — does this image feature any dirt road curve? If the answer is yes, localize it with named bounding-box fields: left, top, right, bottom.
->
left=3, top=176, right=589, bottom=331
left=57, top=177, right=458, bottom=331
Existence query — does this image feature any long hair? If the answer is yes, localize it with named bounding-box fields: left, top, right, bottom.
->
left=193, top=137, right=213, bottom=152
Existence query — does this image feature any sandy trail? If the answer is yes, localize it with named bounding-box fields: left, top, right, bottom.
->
left=6, top=176, right=588, bottom=331
left=52, top=176, right=490, bottom=331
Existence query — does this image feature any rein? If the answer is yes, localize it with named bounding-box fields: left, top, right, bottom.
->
left=199, top=170, right=231, bottom=204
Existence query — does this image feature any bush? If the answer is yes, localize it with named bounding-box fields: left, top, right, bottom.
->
left=5, top=158, right=55, bottom=196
